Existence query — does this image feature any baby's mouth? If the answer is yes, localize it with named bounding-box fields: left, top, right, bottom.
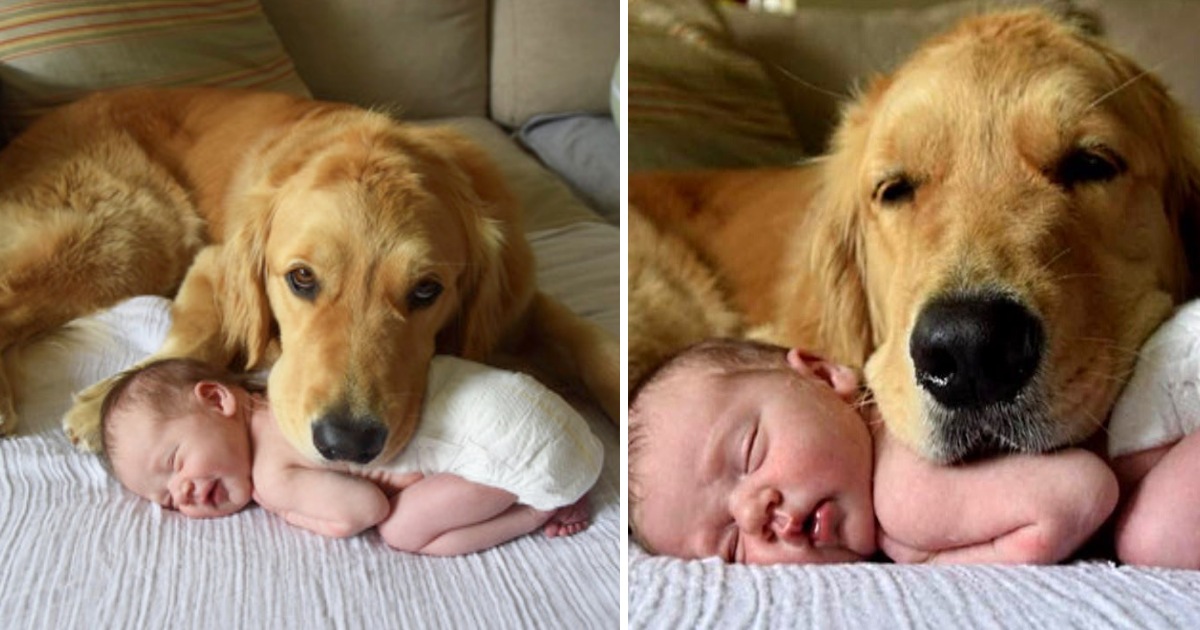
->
left=808, top=500, right=842, bottom=547
left=208, top=481, right=227, bottom=507
left=194, top=480, right=222, bottom=508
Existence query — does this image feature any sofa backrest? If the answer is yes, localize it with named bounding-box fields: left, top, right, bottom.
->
left=260, top=0, right=619, bottom=127
left=259, top=0, right=490, bottom=119
left=490, top=0, right=620, bottom=128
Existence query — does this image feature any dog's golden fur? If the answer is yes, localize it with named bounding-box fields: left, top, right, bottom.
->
left=0, top=87, right=617, bottom=463
left=631, top=9, right=1200, bottom=462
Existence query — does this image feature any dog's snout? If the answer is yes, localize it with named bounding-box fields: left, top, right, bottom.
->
left=312, top=412, right=388, bottom=464
left=910, top=294, right=1044, bottom=409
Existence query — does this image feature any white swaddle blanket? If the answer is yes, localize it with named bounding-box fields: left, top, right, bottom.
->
left=1108, top=299, right=1200, bottom=458
left=384, top=356, right=604, bottom=511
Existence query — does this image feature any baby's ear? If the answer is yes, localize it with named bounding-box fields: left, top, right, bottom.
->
left=785, top=348, right=861, bottom=402
left=194, top=381, right=238, bottom=418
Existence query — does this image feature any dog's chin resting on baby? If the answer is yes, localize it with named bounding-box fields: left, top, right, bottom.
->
left=630, top=8, right=1200, bottom=462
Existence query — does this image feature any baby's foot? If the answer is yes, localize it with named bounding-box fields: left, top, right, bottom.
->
left=543, top=495, right=591, bottom=537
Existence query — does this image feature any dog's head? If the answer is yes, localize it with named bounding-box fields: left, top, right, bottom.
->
left=809, top=9, right=1200, bottom=462
left=220, top=113, right=532, bottom=464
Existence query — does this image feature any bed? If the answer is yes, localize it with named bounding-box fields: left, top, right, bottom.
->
left=628, top=0, right=1200, bottom=626
left=0, top=124, right=620, bottom=627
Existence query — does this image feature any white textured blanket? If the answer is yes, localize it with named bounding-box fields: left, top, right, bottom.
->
left=630, top=522, right=1200, bottom=628
left=629, top=542, right=1200, bottom=628
left=0, top=222, right=619, bottom=628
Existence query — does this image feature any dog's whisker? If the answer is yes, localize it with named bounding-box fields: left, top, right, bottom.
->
left=763, top=60, right=854, bottom=103
left=1085, top=65, right=1157, bottom=111
left=1037, top=247, right=1073, bottom=275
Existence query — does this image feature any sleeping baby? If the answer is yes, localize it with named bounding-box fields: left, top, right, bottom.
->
left=628, top=338, right=1117, bottom=564
left=101, top=354, right=603, bottom=556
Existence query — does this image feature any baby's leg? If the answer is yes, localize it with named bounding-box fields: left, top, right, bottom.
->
left=1113, top=433, right=1200, bottom=568
left=418, top=504, right=555, bottom=556
left=543, top=494, right=591, bottom=537
left=378, top=473, right=540, bottom=555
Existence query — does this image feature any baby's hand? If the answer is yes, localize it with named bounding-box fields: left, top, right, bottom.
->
left=348, top=468, right=425, bottom=496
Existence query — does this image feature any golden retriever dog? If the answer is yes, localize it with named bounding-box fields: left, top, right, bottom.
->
left=0, top=87, right=618, bottom=464
left=631, top=9, right=1200, bottom=463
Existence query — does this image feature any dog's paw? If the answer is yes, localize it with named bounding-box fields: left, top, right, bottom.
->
left=63, top=378, right=113, bottom=453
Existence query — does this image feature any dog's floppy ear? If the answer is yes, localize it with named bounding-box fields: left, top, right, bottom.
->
left=417, top=128, right=536, bottom=360
left=780, top=79, right=888, bottom=368
left=1160, top=92, right=1200, bottom=299
left=219, top=191, right=275, bottom=369
left=1090, top=38, right=1200, bottom=300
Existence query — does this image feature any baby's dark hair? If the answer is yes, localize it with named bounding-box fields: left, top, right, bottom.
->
left=628, top=338, right=790, bottom=551
left=100, top=357, right=265, bottom=459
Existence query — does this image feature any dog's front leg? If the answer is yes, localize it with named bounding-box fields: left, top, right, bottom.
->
left=63, top=247, right=238, bottom=452
left=520, top=292, right=620, bottom=424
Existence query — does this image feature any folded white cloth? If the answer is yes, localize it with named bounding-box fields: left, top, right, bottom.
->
left=4, top=295, right=172, bottom=432
left=384, top=356, right=604, bottom=511
left=1108, top=300, right=1200, bottom=458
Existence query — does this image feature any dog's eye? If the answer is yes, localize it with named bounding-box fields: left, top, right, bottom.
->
left=407, top=279, right=443, bottom=311
left=874, top=176, right=916, bottom=206
left=1054, top=148, right=1124, bottom=188
left=286, top=266, right=319, bottom=300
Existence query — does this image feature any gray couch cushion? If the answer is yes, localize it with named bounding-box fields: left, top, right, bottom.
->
left=490, top=0, right=620, bottom=129
left=518, top=114, right=619, bottom=224
left=260, top=0, right=488, bottom=118
left=423, top=117, right=603, bottom=233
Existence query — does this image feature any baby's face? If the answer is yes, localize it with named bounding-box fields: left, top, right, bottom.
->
left=110, top=384, right=254, bottom=518
left=632, top=352, right=877, bottom=564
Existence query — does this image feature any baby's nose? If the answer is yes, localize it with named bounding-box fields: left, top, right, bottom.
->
left=732, top=486, right=781, bottom=536
left=171, top=478, right=195, bottom=507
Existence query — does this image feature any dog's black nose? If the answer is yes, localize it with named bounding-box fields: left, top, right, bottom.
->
left=909, top=294, right=1043, bottom=409
left=312, top=412, right=387, bottom=464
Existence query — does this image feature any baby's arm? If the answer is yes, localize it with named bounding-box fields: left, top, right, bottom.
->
left=1111, top=431, right=1200, bottom=568
left=250, top=412, right=420, bottom=539
left=377, top=473, right=550, bottom=556
left=873, top=429, right=1118, bottom=564
left=253, top=462, right=393, bottom=538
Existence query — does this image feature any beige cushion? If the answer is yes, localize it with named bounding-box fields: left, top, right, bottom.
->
left=720, top=0, right=1069, bottom=151
left=259, top=0, right=487, bottom=118
left=629, top=0, right=803, bottom=170
left=490, top=0, right=619, bottom=129
left=0, top=0, right=310, bottom=137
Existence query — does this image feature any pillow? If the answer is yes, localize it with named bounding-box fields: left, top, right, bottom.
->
left=0, top=0, right=310, bottom=138
left=491, top=0, right=619, bottom=129
left=629, top=0, right=805, bottom=171
left=259, top=0, right=488, bottom=117
left=518, top=114, right=619, bottom=224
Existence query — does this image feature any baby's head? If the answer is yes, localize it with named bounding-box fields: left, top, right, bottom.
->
left=101, top=358, right=264, bottom=518
left=628, top=338, right=878, bottom=564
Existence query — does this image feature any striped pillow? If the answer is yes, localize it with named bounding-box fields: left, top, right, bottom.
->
left=629, top=0, right=804, bottom=170
left=0, top=0, right=310, bottom=135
